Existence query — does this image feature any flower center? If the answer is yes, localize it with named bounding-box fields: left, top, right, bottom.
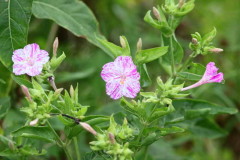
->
left=120, top=75, right=126, bottom=85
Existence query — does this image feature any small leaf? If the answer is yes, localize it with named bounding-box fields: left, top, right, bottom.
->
left=136, top=46, right=168, bottom=64
left=12, top=126, right=56, bottom=142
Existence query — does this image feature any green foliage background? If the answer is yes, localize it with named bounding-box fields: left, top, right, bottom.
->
left=0, top=0, right=239, bottom=159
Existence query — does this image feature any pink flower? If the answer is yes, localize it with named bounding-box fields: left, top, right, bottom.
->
left=181, top=62, right=224, bottom=91
left=101, top=56, right=140, bottom=100
left=12, top=43, right=49, bottom=76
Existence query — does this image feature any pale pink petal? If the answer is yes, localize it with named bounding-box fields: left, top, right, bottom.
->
left=106, top=82, right=122, bottom=100
left=26, top=64, right=43, bottom=76
left=12, top=49, right=27, bottom=64
left=122, top=79, right=140, bottom=98
left=114, top=56, right=136, bottom=73
left=36, top=50, right=49, bottom=64
left=101, top=62, right=120, bottom=82
left=13, top=64, right=27, bottom=75
left=127, top=68, right=140, bottom=80
left=23, top=43, right=40, bottom=58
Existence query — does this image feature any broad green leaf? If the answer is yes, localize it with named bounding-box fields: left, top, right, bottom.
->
left=97, top=38, right=123, bottom=58
left=12, top=126, right=56, bottom=142
left=0, top=96, right=11, bottom=118
left=56, top=67, right=96, bottom=83
left=32, top=0, right=113, bottom=57
left=162, top=35, right=184, bottom=65
left=0, top=63, right=12, bottom=97
left=136, top=46, right=168, bottom=64
left=11, top=74, right=32, bottom=88
left=164, top=99, right=237, bottom=124
left=0, top=0, right=33, bottom=69
left=189, top=118, right=227, bottom=138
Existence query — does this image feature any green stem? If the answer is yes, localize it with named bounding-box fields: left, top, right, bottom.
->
left=177, top=54, right=195, bottom=73
left=168, top=15, right=176, bottom=77
left=47, top=121, right=73, bottom=160
left=74, top=137, right=81, bottom=160
left=169, top=35, right=175, bottom=77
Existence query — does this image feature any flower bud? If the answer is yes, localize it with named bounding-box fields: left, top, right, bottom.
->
left=53, top=37, right=59, bottom=57
left=80, top=122, right=97, bottom=136
left=48, top=76, right=57, bottom=91
left=120, top=36, right=126, bottom=48
left=21, top=85, right=32, bottom=101
left=137, top=38, right=142, bottom=51
left=152, top=7, right=161, bottom=21
left=192, top=38, right=198, bottom=45
left=29, top=118, right=39, bottom=126
left=108, top=133, right=115, bottom=144
left=209, top=48, right=223, bottom=53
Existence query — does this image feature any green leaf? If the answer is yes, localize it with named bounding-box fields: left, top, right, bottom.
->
left=136, top=46, right=168, bottom=64
left=177, top=63, right=205, bottom=81
left=32, top=0, right=113, bottom=57
left=162, top=35, right=184, bottom=65
left=56, top=67, right=96, bottom=83
left=139, top=64, right=152, bottom=87
left=144, top=10, right=172, bottom=36
left=11, top=74, right=32, bottom=88
left=0, top=96, right=11, bottom=118
left=12, top=126, right=56, bottom=142
left=97, top=38, right=123, bottom=58
left=159, top=126, right=185, bottom=136
left=189, top=118, right=227, bottom=138
left=0, top=0, right=33, bottom=69
left=164, top=99, right=237, bottom=125
left=0, top=63, right=12, bottom=97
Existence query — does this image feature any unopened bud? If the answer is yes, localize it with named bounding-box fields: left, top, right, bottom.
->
left=80, top=122, right=97, bottom=136
left=120, top=36, right=126, bottom=48
left=192, top=38, right=198, bottom=45
left=178, top=0, right=185, bottom=8
left=70, top=85, right=74, bottom=98
left=53, top=37, right=59, bottom=57
left=48, top=76, right=57, bottom=91
left=152, top=7, right=161, bottom=21
left=209, top=48, right=223, bottom=53
left=137, top=38, right=142, bottom=51
left=108, top=133, right=115, bottom=144
left=29, top=118, right=39, bottom=126
left=21, top=85, right=32, bottom=101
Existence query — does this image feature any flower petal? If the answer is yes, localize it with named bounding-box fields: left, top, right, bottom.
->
left=202, top=62, right=218, bottom=80
left=122, top=79, right=140, bottom=98
left=13, top=64, right=27, bottom=75
left=12, top=49, right=27, bottom=64
left=114, top=56, right=136, bottom=73
left=101, top=62, right=120, bottom=82
left=36, top=50, right=49, bottom=64
left=106, top=81, right=122, bottom=100
left=26, top=64, right=43, bottom=76
left=23, top=43, right=40, bottom=58
left=208, top=72, right=224, bottom=83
